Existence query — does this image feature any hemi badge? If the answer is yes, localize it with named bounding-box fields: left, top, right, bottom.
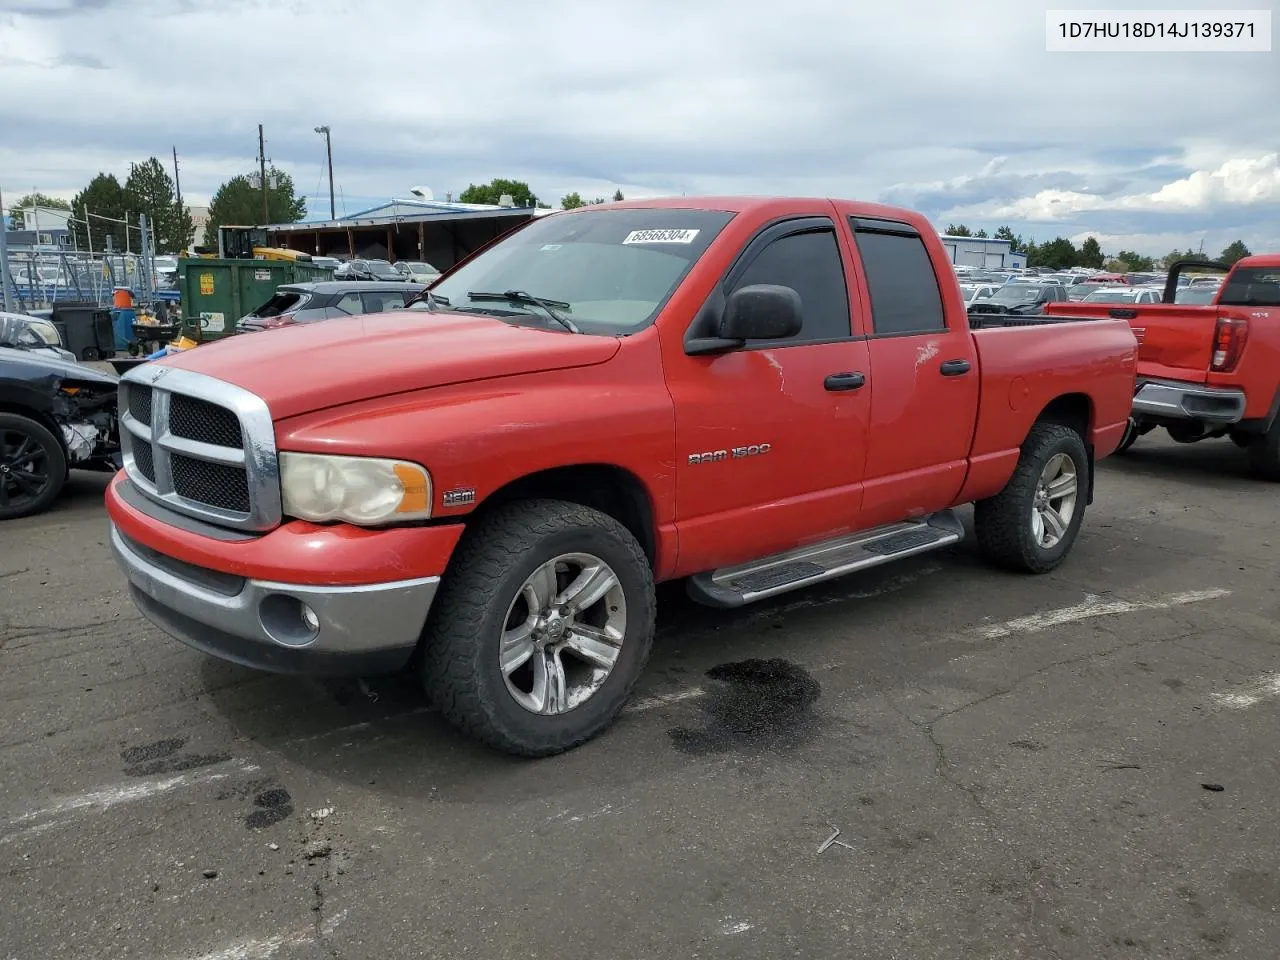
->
left=442, top=488, right=476, bottom=507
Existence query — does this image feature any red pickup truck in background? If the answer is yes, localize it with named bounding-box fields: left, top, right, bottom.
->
left=105, top=197, right=1136, bottom=756
left=1045, top=255, right=1280, bottom=478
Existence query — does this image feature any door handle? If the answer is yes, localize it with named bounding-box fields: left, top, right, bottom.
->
left=939, top=359, right=971, bottom=376
left=824, top=372, right=866, bottom=391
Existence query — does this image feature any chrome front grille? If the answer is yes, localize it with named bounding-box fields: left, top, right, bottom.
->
left=118, top=365, right=282, bottom=531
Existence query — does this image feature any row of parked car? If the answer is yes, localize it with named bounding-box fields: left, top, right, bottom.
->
left=954, top=267, right=1224, bottom=317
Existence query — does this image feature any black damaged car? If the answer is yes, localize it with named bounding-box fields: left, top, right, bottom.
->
left=0, top=335, right=120, bottom=520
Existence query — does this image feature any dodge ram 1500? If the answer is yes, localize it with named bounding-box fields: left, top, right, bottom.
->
left=105, top=197, right=1138, bottom=755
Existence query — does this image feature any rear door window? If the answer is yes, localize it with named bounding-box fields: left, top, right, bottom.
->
left=333, top=292, right=363, bottom=315
left=362, top=290, right=411, bottom=313
left=850, top=220, right=947, bottom=335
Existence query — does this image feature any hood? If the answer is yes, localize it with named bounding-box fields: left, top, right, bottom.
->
left=156, top=310, right=622, bottom=419
left=0, top=345, right=120, bottom=385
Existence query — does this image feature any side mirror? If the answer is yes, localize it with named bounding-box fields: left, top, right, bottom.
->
left=719, top=284, right=803, bottom=341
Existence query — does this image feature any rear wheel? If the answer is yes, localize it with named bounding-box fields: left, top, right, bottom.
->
left=975, top=423, right=1089, bottom=573
left=0, top=413, right=67, bottom=520
left=421, top=499, right=656, bottom=757
left=1247, top=420, right=1280, bottom=481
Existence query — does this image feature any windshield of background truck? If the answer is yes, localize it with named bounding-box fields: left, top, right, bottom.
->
left=988, top=286, right=1039, bottom=303
left=1219, top=267, right=1280, bottom=306
left=426, top=208, right=736, bottom=334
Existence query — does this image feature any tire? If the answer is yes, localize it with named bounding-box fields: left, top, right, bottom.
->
left=1247, top=420, right=1280, bottom=481
left=1230, top=431, right=1254, bottom=449
left=1115, top=418, right=1140, bottom=454
left=975, top=422, right=1089, bottom=574
left=0, top=412, right=67, bottom=521
left=421, top=499, right=656, bottom=757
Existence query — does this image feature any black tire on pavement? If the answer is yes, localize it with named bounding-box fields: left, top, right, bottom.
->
left=975, top=422, right=1090, bottom=574
left=420, top=498, right=656, bottom=757
left=1115, top=418, right=1140, bottom=453
left=0, top=412, right=67, bottom=521
left=1247, top=419, right=1280, bottom=481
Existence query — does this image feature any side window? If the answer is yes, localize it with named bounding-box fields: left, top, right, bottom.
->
left=730, top=228, right=850, bottom=343
left=362, top=291, right=409, bottom=313
left=851, top=223, right=947, bottom=336
left=333, top=292, right=363, bottom=315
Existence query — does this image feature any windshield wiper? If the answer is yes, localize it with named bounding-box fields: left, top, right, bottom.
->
left=468, top=290, right=580, bottom=333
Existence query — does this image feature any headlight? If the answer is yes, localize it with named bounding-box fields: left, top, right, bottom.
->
left=280, top=453, right=432, bottom=525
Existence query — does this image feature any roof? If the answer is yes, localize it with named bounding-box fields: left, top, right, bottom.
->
left=1238, top=254, right=1280, bottom=269
left=265, top=202, right=540, bottom=232
left=939, top=234, right=1012, bottom=246
left=278, top=280, right=426, bottom=294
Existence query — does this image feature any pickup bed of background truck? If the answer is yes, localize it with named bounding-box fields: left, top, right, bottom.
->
left=104, top=196, right=1137, bottom=756
left=1045, top=255, right=1280, bottom=478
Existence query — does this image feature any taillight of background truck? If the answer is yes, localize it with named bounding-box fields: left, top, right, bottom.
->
left=1210, top=316, right=1248, bottom=372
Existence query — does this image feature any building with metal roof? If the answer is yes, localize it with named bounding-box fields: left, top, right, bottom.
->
left=264, top=197, right=556, bottom=269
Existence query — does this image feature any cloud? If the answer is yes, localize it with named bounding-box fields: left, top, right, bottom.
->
left=0, top=0, right=1273, bottom=256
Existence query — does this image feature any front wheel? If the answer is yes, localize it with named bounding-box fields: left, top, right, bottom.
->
left=421, top=499, right=656, bottom=757
left=0, top=413, right=67, bottom=521
left=975, top=423, right=1089, bottom=574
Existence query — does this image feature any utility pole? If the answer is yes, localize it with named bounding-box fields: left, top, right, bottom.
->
left=315, top=125, right=335, bottom=221
left=172, top=146, right=183, bottom=214
left=258, top=124, right=269, bottom=225
left=0, top=185, right=14, bottom=312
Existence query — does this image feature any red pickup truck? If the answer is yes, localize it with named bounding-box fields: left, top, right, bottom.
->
left=105, top=197, right=1136, bottom=755
left=1045, top=255, right=1280, bottom=477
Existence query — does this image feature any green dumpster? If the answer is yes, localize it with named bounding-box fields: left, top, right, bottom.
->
left=177, top=258, right=334, bottom=341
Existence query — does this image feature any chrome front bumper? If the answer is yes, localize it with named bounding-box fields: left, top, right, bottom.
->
left=110, top=523, right=438, bottom=676
left=1132, top=379, right=1247, bottom=424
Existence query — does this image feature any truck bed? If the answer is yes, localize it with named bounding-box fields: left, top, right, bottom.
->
left=966, top=311, right=1121, bottom=329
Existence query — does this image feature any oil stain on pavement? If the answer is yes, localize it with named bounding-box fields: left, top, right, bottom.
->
left=669, top=658, right=821, bottom=755
left=246, top=787, right=294, bottom=829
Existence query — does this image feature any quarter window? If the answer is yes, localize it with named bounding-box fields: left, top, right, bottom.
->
left=852, top=223, right=947, bottom=335
left=731, top=228, right=850, bottom=344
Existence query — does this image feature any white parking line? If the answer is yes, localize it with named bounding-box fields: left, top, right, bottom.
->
left=1211, top=673, right=1280, bottom=709
left=2, top=759, right=257, bottom=843
left=975, top=588, right=1231, bottom=640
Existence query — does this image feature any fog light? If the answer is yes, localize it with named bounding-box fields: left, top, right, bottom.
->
left=300, top=604, right=320, bottom=632
left=259, top=594, right=321, bottom=648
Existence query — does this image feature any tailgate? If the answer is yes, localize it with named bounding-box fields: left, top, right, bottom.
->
left=1044, top=302, right=1217, bottom=383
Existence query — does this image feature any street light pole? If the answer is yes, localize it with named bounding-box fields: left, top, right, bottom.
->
left=315, top=125, right=335, bottom=221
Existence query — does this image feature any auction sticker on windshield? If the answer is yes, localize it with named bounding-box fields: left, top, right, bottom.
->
left=622, top=229, right=700, bottom=244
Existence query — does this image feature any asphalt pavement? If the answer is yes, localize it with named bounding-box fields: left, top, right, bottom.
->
left=3, top=431, right=1280, bottom=960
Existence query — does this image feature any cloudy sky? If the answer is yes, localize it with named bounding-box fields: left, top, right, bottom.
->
left=1, top=0, right=1275, bottom=257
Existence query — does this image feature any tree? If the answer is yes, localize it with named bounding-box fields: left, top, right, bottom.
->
left=1027, top=237, right=1078, bottom=269
left=945, top=224, right=972, bottom=237
left=125, top=157, right=193, bottom=253
left=1220, top=240, right=1252, bottom=265
left=1078, top=236, right=1104, bottom=269
left=612, top=189, right=625, bottom=202
left=995, top=225, right=1028, bottom=255
left=589, top=197, right=609, bottom=205
left=458, top=178, right=540, bottom=207
left=1114, top=250, right=1154, bottom=271
left=68, top=173, right=128, bottom=253
left=560, top=192, right=585, bottom=209
left=1104, top=258, right=1129, bottom=272
left=9, top=192, right=70, bottom=230
left=974, top=228, right=989, bottom=238
left=204, top=166, right=307, bottom=246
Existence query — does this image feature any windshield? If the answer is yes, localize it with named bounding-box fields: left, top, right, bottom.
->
left=248, top=292, right=308, bottom=318
left=988, top=286, right=1040, bottom=303
left=1219, top=267, right=1280, bottom=307
left=425, top=208, right=736, bottom=334
left=1083, top=289, right=1140, bottom=303
left=1174, top=286, right=1218, bottom=304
